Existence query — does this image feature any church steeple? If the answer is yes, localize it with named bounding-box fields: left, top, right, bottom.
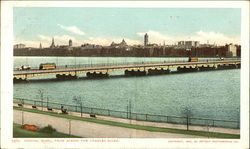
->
left=39, top=42, right=42, bottom=49
left=50, top=37, right=55, bottom=48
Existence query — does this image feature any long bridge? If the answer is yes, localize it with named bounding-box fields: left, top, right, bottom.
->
left=13, top=59, right=241, bottom=80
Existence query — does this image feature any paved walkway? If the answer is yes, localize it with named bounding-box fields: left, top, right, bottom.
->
left=13, top=103, right=240, bottom=136
left=14, top=110, right=205, bottom=138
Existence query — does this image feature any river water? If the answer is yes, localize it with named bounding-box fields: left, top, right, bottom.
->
left=13, top=56, right=240, bottom=125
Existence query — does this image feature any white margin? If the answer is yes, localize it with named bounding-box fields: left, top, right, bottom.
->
left=1, top=1, right=249, bottom=149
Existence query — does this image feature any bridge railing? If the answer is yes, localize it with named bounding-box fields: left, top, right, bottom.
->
left=13, top=57, right=240, bottom=71
left=14, top=97, right=240, bottom=129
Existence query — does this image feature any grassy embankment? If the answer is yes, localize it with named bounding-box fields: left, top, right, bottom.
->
left=13, top=123, right=80, bottom=138
left=14, top=106, right=240, bottom=139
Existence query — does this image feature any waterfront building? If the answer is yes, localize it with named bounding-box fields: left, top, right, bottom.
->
left=194, top=41, right=200, bottom=47
left=227, top=43, right=237, bottom=57
left=14, top=43, right=25, bottom=49
left=177, top=41, right=185, bottom=46
left=177, top=41, right=200, bottom=48
left=144, top=33, right=148, bottom=46
left=69, top=39, right=72, bottom=47
left=110, top=39, right=128, bottom=48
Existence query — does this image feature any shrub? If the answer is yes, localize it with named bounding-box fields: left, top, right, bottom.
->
left=39, top=125, right=56, bottom=133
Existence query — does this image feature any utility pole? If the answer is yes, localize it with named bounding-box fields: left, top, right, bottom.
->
left=69, top=119, right=71, bottom=136
left=22, top=111, right=24, bottom=125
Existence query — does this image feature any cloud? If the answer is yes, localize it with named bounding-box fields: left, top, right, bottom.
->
left=14, top=34, right=83, bottom=48
left=14, top=40, right=47, bottom=48
left=136, top=30, right=240, bottom=45
left=57, top=24, right=85, bottom=35
left=15, top=34, right=142, bottom=48
left=38, top=34, right=84, bottom=46
left=83, top=37, right=142, bottom=46
left=193, top=31, right=240, bottom=45
left=137, top=30, right=173, bottom=45
left=15, top=30, right=240, bottom=48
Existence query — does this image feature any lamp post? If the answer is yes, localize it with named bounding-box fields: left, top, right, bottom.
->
left=73, top=96, right=83, bottom=117
left=183, top=107, right=192, bottom=131
left=127, top=99, right=131, bottom=119
left=46, top=96, right=50, bottom=109
left=38, top=89, right=44, bottom=111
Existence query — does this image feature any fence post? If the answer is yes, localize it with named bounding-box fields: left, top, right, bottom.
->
left=186, top=116, right=189, bottom=131
left=41, top=100, right=43, bottom=111
left=80, top=104, right=82, bottom=117
left=146, top=114, right=148, bottom=121
left=60, top=104, right=63, bottom=111
left=108, top=110, right=110, bottom=116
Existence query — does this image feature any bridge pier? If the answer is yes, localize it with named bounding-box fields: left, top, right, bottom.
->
left=56, top=74, right=77, bottom=80
left=148, top=68, right=170, bottom=75
left=13, top=77, right=27, bottom=83
left=198, top=65, right=215, bottom=71
left=177, top=66, right=198, bottom=73
left=125, top=69, right=146, bottom=76
left=217, top=64, right=237, bottom=70
left=86, top=72, right=109, bottom=78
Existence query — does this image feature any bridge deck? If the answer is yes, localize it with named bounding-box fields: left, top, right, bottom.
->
left=14, top=60, right=240, bottom=78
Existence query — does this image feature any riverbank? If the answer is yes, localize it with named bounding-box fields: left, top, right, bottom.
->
left=13, top=104, right=240, bottom=138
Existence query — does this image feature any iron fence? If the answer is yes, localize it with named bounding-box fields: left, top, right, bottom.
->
left=14, top=97, right=240, bottom=129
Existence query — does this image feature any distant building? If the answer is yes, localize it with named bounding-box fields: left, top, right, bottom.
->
left=81, top=43, right=102, bottom=49
left=39, top=43, right=42, bottom=49
left=120, top=39, right=127, bottom=46
left=14, top=44, right=25, bottom=49
left=236, top=45, right=241, bottom=57
left=227, top=43, right=237, bottom=57
left=69, top=39, right=72, bottom=47
left=144, top=33, right=148, bottom=46
left=50, top=38, right=55, bottom=48
left=177, top=41, right=185, bottom=46
left=110, top=39, right=128, bottom=48
left=147, top=43, right=158, bottom=47
left=177, top=41, right=199, bottom=48
left=194, top=41, right=200, bottom=47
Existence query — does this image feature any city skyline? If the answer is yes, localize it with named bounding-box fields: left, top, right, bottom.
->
left=14, top=8, right=241, bottom=48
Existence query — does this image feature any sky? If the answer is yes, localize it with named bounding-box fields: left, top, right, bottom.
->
left=13, top=7, right=241, bottom=48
